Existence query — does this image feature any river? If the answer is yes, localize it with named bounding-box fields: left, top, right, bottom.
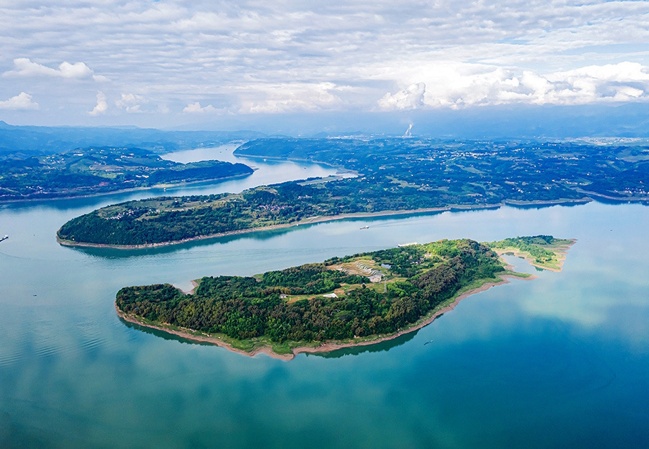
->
left=1, top=146, right=648, bottom=448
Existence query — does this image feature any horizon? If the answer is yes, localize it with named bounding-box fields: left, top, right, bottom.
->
left=2, top=102, right=649, bottom=140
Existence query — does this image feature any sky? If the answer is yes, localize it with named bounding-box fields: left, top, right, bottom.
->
left=1, top=1, right=649, bottom=131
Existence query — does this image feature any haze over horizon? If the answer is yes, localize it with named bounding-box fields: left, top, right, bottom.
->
left=1, top=1, right=649, bottom=135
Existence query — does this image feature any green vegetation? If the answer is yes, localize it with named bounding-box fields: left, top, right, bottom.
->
left=235, top=138, right=649, bottom=203
left=116, top=238, right=542, bottom=356
left=0, top=146, right=253, bottom=201
left=58, top=137, right=649, bottom=247
left=489, top=235, right=575, bottom=271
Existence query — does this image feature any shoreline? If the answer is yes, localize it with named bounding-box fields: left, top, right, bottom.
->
left=58, top=199, right=588, bottom=249
left=116, top=271, right=529, bottom=361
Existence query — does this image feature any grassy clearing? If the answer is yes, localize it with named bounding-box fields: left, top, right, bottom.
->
left=490, top=237, right=575, bottom=272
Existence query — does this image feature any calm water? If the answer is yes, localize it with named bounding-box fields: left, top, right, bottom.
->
left=1, top=148, right=648, bottom=448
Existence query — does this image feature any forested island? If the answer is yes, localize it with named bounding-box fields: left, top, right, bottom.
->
left=57, top=137, right=648, bottom=248
left=0, top=146, right=253, bottom=201
left=116, top=236, right=574, bottom=359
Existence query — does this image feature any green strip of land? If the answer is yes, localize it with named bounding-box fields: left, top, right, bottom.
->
left=57, top=137, right=649, bottom=248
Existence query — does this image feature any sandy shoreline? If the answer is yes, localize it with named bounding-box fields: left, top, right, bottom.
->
left=58, top=199, right=586, bottom=250
left=116, top=272, right=528, bottom=361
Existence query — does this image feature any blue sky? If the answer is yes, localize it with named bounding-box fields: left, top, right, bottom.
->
left=1, top=1, right=648, bottom=130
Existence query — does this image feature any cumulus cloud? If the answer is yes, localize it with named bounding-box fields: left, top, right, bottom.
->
left=4, top=58, right=104, bottom=81
left=0, top=92, right=39, bottom=110
left=89, top=91, right=108, bottom=116
left=183, top=102, right=217, bottom=113
left=545, top=62, right=649, bottom=104
left=378, top=62, right=649, bottom=110
left=378, top=83, right=426, bottom=110
left=115, top=93, right=147, bottom=113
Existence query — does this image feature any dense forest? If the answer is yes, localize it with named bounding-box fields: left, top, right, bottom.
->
left=58, top=138, right=648, bottom=247
left=0, top=146, right=253, bottom=201
left=116, top=238, right=513, bottom=353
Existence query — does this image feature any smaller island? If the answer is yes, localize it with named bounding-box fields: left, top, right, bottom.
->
left=489, top=235, right=575, bottom=271
left=116, top=235, right=574, bottom=360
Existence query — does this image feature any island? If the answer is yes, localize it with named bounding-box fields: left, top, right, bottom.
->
left=0, top=146, right=253, bottom=201
left=57, top=137, right=648, bottom=248
left=116, top=236, right=574, bottom=359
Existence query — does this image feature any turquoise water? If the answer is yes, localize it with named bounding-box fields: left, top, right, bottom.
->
left=1, top=150, right=648, bottom=448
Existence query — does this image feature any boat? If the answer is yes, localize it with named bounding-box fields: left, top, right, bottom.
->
left=360, top=226, right=369, bottom=230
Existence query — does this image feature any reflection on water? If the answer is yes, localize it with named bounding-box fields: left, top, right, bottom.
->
left=120, top=317, right=216, bottom=347
left=1, top=166, right=649, bottom=448
left=73, top=224, right=309, bottom=259
left=309, top=331, right=419, bottom=359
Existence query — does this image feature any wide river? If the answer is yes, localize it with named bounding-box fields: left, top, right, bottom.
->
left=1, top=146, right=648, bottom=448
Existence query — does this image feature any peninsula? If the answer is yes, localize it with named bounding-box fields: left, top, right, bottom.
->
left=0, top=146, right=253, bottom=201
left=57, top=137, right=647, bottom=248
left=116, top=236, right=574, bottom=359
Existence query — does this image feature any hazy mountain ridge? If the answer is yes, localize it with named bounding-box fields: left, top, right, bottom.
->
left=0, top=121, right=265, bottom=155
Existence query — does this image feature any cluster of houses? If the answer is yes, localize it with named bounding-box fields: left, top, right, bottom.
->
left=355, top=262, right=389, bottom=283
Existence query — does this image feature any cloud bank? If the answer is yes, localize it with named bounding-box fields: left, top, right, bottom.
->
left=0, top=1, right=648, bottom=125
left=377, top=62, right=649, bottom=110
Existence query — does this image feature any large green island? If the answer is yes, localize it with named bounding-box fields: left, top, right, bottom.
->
left=57, top=137, right=648, bottom=248
left=116, top=236, right=574, bottom=359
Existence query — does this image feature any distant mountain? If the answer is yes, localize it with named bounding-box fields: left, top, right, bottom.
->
left=407, top=103, right=649, bottom=139
left=0, top=122, right=266, bottom=155
left=184, top=103, right=649, bottom=139
left=2, top=102, right=649, bottom=153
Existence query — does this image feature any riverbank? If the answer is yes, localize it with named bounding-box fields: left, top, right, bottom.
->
left=1, top=171, right=254, bottom=205
left=116, top=270, right=531, bottom=361
left=58, top=199, right=587, bottom=249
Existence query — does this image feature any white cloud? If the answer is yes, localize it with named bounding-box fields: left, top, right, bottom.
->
left=115, top=93, right=146, bottom=113
left=237, top=82, right=343, bottom=113
left=378, top=83, right=426, bottom=110
left=183, top=102, right=217, bottom=113
left=378, top=62, right=649, bottom=110
left=4, top=58, right=103, bottom=81
left=1, top=1, right=649, bottom=123
left=0, top=92, right=39, bottom=110
left=89, top=91, right=108, bottom=116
